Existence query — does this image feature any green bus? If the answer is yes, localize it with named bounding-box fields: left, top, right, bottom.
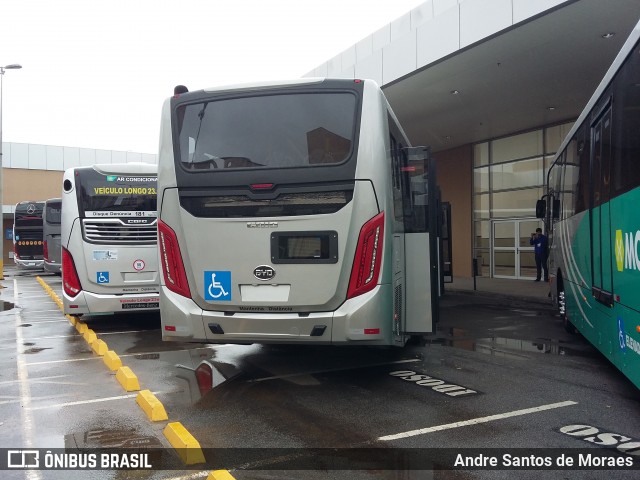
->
left=541, top=19, right=640, bottom=389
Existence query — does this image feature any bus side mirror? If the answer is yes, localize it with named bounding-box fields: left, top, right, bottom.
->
left=552, top=199, right=560, bottom=219
left=535, top=200, right=546, bottom=219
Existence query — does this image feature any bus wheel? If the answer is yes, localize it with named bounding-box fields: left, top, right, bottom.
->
left=557, top=278, right=576, bottom=334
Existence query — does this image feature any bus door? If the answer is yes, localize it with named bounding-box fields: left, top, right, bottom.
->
left=402, top=147, right=439, bottom=335
left=590, top=103, right=614, bottom=309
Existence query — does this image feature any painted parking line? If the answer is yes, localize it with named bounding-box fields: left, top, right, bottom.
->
left=19, top=330, right=150, bottom=341
left=378, top=400, right=578, bottom=441
left=27, top=393, right=141, bottom=410
left=13, top=279, right=43, bottom=480
left=26, top=346, right=219, bottom=366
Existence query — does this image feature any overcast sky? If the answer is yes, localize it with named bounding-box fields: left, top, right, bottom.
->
left=1, top=0, right=425, bottom=154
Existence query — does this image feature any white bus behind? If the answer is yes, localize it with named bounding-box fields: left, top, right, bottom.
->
left=43, top=197, right=62, bottom=274
left=61, top=163, right=160, bottom=316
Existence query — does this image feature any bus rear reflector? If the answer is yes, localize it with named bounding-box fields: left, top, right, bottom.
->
left=43, top=240, right=49, bottom=261
left=62, top=247, right=82, bottom=298
left=164, top=325, right=176, bottom=332
left=364, top=328, right=380, bottom=335
left=347, top=212, right=384, bottom=299
left=158, top=220, right=191, bottom=298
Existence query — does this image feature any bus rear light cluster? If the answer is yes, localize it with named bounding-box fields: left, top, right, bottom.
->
left=347, top=212, right=384, bottom=299
left=158, top=220, right=191, bottom=299
left=62, top=247, right=82, bottom=298
left=43, top=240, right=49, bottom=262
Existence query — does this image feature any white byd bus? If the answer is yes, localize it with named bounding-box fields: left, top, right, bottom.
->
left=157, top=79, right=441, bottom=346
left=61, top=163, right=160, bottom=316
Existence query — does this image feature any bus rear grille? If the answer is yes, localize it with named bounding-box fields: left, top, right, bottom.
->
left=180, top=190, right=353, bottom=218
left=82, top=219, right=157, bottom=245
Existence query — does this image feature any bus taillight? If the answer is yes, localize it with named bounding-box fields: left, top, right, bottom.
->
left=347, top=212, right=384, bottom=299
left=43, top=240, right=49, bottom=261
left=62, top=247, right=82, bottom=297
left=158, top=220, right=191, bottom=298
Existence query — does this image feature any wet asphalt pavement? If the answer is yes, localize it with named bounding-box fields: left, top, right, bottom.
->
left=1, top=267, right=639, bottom=480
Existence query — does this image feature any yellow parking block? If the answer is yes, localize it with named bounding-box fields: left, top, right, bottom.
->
left=103, top=350, right=122, bottom=371
left=66, top=315, right=78, bottom=326
left=207, top=471, right=236, bottom=480
left=136, top=390, right=168, bottom=421
left=76, top=322, right=88, bottom=334
left=90, top=339, right=108, bottom=356
left=116, top=366, right=140, bottom=392
left=163, top=422, right=206, bottom=465
left=83, top=329, right=97, bottom=344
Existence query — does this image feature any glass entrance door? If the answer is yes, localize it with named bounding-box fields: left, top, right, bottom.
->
left=492, top=219, right=542, bottom=279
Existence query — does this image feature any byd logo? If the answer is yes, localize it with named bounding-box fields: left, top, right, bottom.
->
left=615, top=229, right=640, bottom=272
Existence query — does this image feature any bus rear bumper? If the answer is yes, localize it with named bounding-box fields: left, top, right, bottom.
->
left=44, top=260, right=61, bottom=274
left=160, top=284, right=393, bottom=345
left=63, top=290, right=159, bottom=315
left=15, top=259, right=44, bottom=270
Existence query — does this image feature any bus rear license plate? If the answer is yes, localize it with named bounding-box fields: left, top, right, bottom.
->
left=122, top=302, right=159, bottom=309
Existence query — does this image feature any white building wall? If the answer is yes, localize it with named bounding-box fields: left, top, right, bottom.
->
left=2, top=141, right=158, bottom=171
left=305, top=0, right=568, bottom=86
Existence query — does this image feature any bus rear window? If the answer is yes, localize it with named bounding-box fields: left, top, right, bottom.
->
left=45, top=203, right=62, bottom=224
left=176, top=92, right=357, bottom=171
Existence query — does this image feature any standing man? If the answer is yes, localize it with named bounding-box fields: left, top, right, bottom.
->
left=530, top=228, right=549, bottom=282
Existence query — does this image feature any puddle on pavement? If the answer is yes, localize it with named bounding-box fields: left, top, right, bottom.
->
left=18, top=323, right=32, bottom=327
left=430, top=327, right=595, bottom=359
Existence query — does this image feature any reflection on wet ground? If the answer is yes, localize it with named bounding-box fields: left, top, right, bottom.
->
left=429, top=327, right=598, bottom=359
left=1, top=300, right=15, bottom=311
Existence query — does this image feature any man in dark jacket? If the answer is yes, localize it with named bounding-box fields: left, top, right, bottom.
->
left=530, top=228, right=549, bottom=282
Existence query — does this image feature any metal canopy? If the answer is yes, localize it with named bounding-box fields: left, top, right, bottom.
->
left=383, top=0, right=640, bottom=153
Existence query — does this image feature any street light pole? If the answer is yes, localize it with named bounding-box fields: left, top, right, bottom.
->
left=0, top=63, right=23, bottom=280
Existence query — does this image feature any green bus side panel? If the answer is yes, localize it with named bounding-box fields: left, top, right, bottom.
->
left=609, top=189, right=640, bottom=388
left=561, top=189, right=640, bottom=388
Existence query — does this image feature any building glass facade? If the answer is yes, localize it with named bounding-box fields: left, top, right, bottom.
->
left=473, top=122, right=573, bottom=278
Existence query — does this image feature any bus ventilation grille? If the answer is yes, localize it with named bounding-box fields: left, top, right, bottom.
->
left=82, top=219, right=158, bottom=245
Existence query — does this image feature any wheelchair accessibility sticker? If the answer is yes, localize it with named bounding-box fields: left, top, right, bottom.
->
left=204, top=271, right=231, bottom=301
left=97, top=271, right=110, bottom=284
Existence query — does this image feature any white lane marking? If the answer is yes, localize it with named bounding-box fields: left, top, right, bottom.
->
left=27, top=390, right=167, bottom=410
left=161, top=471, right=210, bottom=480
left=378, top=400, right=578, bottom=441
left=26, top=357, right=102, bottom=366
left=25, top=346, right=217, bottom=366
left=19, top=329, right=150, bottom=341
left=0, top=374, right=72, bottom=385
left=17, top=319, right=69, bottom=324
left=27, top=394, right=139, bottom=410
left=14, top=279, right=43, bottom=480
left=251, top=358, right=422, bottom=382
left=18, top=311, right=66, bottom=316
